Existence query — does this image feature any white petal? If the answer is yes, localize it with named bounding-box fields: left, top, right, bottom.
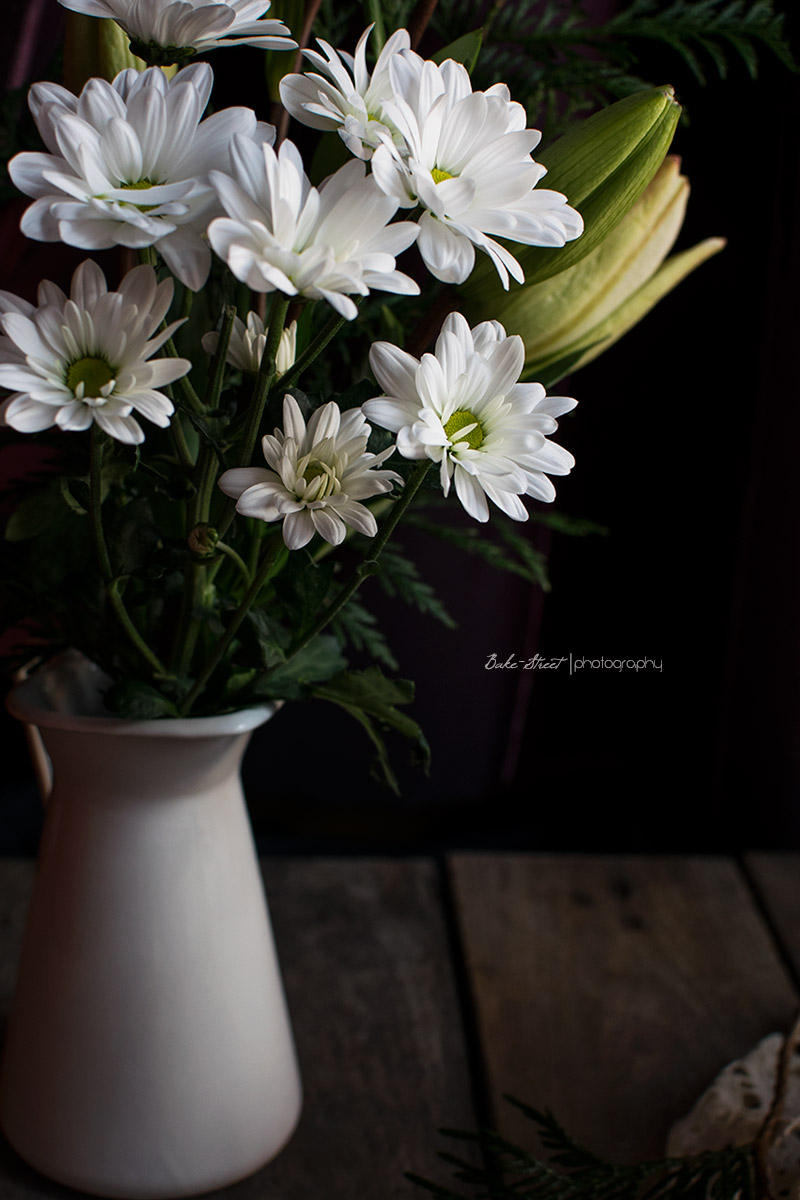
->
left=454, top=467, right=490, bottom=522
left=218, top=466, right=272, bottom=499
left=417, top=213, right=475, bottom=284
left=283, top=509, right=315, bottom=549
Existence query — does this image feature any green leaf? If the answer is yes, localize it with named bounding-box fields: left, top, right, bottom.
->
left=432, top=29, right=483, bottom=73
left=59, top=476, right=90, bottom=516
left=104, top=680, right=180, bottom=719
left=254, top=635, right=347, bottom=700
left=313, top=666, right=430, bottom=793
left=240, top=608, right=290, bottom=670
left=221, top=668, right=258, bottom=702
left=331, top=377, right=380, bottom=413
left=5, top=491, right=66, bottom=542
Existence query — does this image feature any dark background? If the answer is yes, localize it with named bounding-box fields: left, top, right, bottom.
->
left=0, top=0, right=798, bottom=854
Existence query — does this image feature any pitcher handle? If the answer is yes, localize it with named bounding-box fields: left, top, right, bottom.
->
left=14, top=664, right=53, bottom=805
left=23, top=723, right=52, bottom=806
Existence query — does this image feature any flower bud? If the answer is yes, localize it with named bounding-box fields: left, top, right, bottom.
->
left=188, top=524, right=219, bottom=558
left=470, top=156, right=725, bottom=382
left=460, top=86, right=681, bottom=299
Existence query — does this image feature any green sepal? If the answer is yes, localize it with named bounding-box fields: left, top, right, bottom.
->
left=128, top=38, right=196, bottom=68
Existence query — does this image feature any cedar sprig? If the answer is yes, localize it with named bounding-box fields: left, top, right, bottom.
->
left=431, top=0, right=796, bottom=134
left=407, top=1096, right=755, bottom=1200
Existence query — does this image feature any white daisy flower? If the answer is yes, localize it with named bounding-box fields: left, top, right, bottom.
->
left=202, top=313, right=297, bottom=374
left=207, top=137, right=420, bottom=320
left=370, top=53, right=584, bottom=288
left=8, top=63, right=275, bottom=291
left=55, top=0, right=295, bottom=63
left=279, top=24, right=409, bottom=161
left=218, top=394, right=401, bottom=549
left=363, top=312, right=576, bottom=522
left=0, top=259, right=189, bottom=445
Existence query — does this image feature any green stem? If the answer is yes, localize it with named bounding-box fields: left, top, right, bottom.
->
left=170, top=408, right=195, bottom=470
left=312, top=496, right=393, bottom=561
left=179, top=541, right=289, bottom=716
left=239, top=295, right=291, bottom=468
left=169, top=340, right=203, bottom=414
left=170, top=304, right=239, bottom=673
left=89, top=427, right=169, bottom=678
left=89, top=426, right=113, bottom=582
left=273, top=308, right=348, bottom=396
left=216, top=540, right=252, bottom=587
left=175, top=562, right=205, bottom=678
left=262, top=460, right=431, bottom=682
left=202, top=304, right=236, bottom=411
left=217, top=294, right=291, bottom=539
left=174, top=448, right=222, bottom=675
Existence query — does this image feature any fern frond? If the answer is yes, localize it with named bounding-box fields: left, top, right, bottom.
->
left=375, top=545, right=457, bottom=628
left=330, top=597, right=399, bottom=671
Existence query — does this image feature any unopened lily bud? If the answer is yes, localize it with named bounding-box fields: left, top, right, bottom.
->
left=461, top=86, right=681, bottom=299
left=188, top=524, right=219, bottom=558
left=467, top=157, right=725, bottom=383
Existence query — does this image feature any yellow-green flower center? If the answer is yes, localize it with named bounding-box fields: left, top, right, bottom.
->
left=122, top=177, right=160, bottom=211
left=431, top=167, right=454, bottom=184
left=444, top=409, right=484, bottom=450
left=302, top=458, right=340, bottom=501
left=65, top=356, right=115, bottom=400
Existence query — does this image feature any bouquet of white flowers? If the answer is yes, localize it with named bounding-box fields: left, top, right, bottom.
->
left=0, top=0, right=726, bottom=783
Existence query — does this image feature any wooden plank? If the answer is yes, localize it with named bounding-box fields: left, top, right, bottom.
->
left=0, top=857, right=475, bottom=1200
left=448, top=853, right=799, bottom=1165
left=744, top=853, right=800, bottom=977
left=258, top=857, right=476, bottom=1198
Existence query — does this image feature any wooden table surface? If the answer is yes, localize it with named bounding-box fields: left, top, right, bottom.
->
left=0, top=854, right=797, bottom=1199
